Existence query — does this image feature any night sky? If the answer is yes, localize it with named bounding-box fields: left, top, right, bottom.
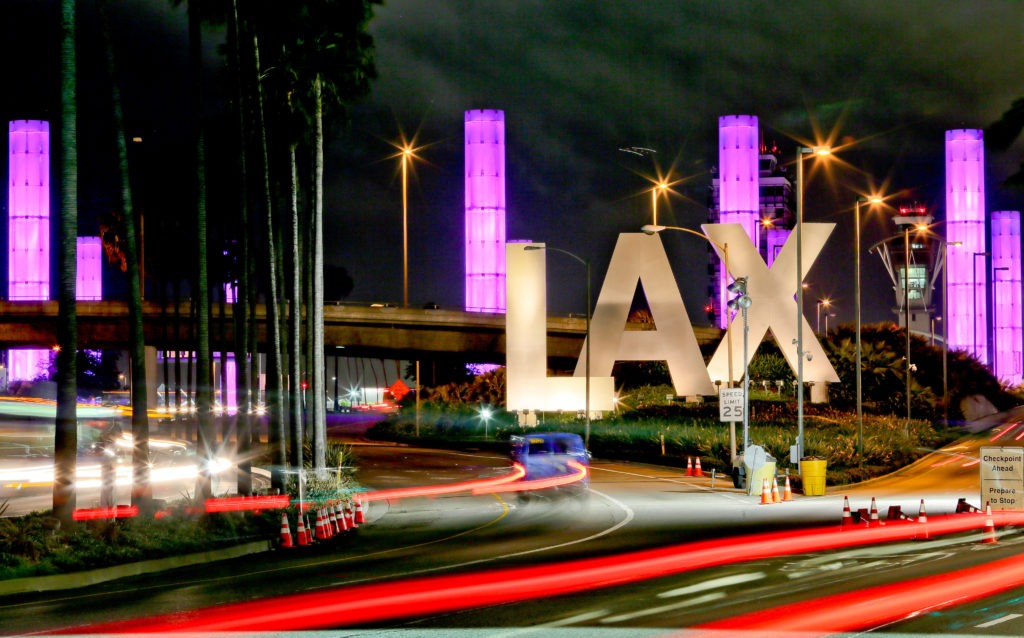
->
left=3, top=1, right=1024, bottom=328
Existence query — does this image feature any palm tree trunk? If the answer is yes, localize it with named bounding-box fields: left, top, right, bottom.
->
left=54, top=0, right=79, bottom=524
left=252, top=29, right=286, bottom=491
left=311, top=74, right=327, bottom=469
left=99, top=0, right=152, bottom=513
left=229, top=0, right=252, bottom=495
left=288, top=143, right=303, bottom=471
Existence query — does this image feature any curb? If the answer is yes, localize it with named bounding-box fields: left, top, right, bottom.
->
left=0, top=539, right=271, bottom=597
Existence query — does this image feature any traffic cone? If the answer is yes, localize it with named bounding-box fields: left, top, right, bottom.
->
left=336, top=502, right=349, bottom=531
left=694, top=457, right=703, bottom=477
left=983, top=502, right=997, bottom=544
left=868, top=497, right=880, bottom=527
left=315, top=509, right=327, bottom=540
left=760, top=478, right=772, bottom=504
left=916, top=499, right=930, bottom=540
left=279, top=513, right=294, bottom=548
left=841, top=496, right=853, bottom=528
left=686, top=456, right=694, bottom=476
left=296, top=515, right=309, bottom=546
left=771, top=477, right=781, bottom=503
left=347, top=501, right=358, bottom=528
left=355, top=497, right=366, bottom=525
left=782, top=475, right=793, bottom=501
left=328, top=506, right=339, bottom=535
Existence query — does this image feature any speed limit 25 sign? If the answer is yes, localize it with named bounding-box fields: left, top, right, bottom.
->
left=719, top=388, right=744, bottom=422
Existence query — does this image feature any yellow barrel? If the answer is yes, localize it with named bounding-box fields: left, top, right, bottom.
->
left=800, top=458, right=828, bottom=496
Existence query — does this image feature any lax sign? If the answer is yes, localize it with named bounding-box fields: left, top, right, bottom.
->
left=505, top=223, right=839, bottom=412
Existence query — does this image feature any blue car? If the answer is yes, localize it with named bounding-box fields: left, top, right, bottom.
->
left=510, top=432, right=590, bottom=496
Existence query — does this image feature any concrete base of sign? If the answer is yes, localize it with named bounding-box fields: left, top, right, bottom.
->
left=810, top=382, right=829, bottom=404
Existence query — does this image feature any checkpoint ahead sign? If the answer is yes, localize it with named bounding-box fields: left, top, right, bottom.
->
left=980, top=446, right=1024, bottom=510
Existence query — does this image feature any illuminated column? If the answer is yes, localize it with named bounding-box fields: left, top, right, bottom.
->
left=945, top=129, right=987, bottom=363
left=717, top=115, right=759, bottom=328
left=992, top=211, right=1021, bottom=385
left=8, top=120, right=51, bottom=382
left=465, top=109, right=506, bottom=312
left=76, top=237, right=102, bottom=300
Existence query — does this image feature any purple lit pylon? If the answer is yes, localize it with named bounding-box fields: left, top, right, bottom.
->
left=717, top=115, right=759, bottom=328
left=8, top=120, right=52, bottom=382
left=465, top=110, right=506, bottom=312
left=945, top=129, right=987, bottom=364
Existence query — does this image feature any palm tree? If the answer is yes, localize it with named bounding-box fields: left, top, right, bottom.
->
left=98, top=0, right=152, bottom=512
left=186, top=0, right=215, bottom=501
left=278, top=0, right=379, bottom=468
left=53, top=0, right=79, bottom=525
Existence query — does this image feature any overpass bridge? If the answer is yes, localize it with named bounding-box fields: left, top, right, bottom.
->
left=0, top=300, right=723, bottom=367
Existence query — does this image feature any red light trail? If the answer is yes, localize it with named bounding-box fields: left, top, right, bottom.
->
left=60, top=510, right=1024, bottom=634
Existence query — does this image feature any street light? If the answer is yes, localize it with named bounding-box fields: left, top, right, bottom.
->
left=825, top=312, right=836, bottom=335
left=401, top=146, right=412, bottom=307
left=642, top=224, right=738, bottom=460
left=994, top=266, right=1010, bottom=381
left=942, top=241, right=961, bottom=426
left=727, top=277, right=752, bottom=449
left=854, top=195, right=883, bottom=457
left=795, top=145, right=830, bottom=463
left=973, top=251, right=990, bottom=363
left=816, top=298, right=832, bottom=333
left=651, top=181, right=669, bottom=226
left=524, top=245, right=591, bottom=447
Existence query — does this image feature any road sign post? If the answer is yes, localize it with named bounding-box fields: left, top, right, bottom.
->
left=980, top=446, right=1024, bottom=510
left=719, top=388, right=744, bottom=423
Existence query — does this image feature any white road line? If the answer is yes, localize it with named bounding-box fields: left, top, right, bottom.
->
left=493, top=488, right=635, bottom=558
left=976, top=613, right=1023, bottom=628
left=658, top=572, right=765, bottom=598
left=600, top=592, right=726, bottom=624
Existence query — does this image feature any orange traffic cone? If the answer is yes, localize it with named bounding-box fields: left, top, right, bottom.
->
left=694, top=457, right=703, bottom=477
left=328, top=506, right=340, bottom=535
left=782, top=475, right=793, bottom=501
left=315, top=509, right=327, bottom=540
left=760, top=478, right=772, bottom=504
left=686, top=457, right=694, bottom=476
left=917, top=499, right=930, bottom=540
left=841, top=496, right=853, bottom=528
left=771, top=477, right=781, bottom=503
left=347, top=501, right=358, bottom=528
left=337, top=502, right=349, bottom=531
left=983, top=502, right=997, bottom=544
left=868, top=497, right=880, bottom=527
left=355, top=497, right=366, bottom=525
left=296, top=514, right=309, bottom=546
left=279, top=513, right=294, bottom=548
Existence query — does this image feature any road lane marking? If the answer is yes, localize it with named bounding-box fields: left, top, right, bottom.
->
left=976, top=613, right=1022, bottom=628
left=659, top=572, right=765, bottom=598
left=600, top=592, right=726, bottom=623
left=591, top=465, right=750, bottom=502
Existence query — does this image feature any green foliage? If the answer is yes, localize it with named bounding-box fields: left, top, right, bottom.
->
left=0, top=508, right=278, bottom=581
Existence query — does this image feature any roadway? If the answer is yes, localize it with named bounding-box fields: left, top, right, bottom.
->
left=3, top=417, right=1023, bottom=635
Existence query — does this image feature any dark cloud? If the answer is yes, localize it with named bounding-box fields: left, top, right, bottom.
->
left=343, top=0, right=1024, bottom=321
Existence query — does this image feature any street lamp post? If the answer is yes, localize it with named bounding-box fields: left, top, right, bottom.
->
left=642, top=224, right=737, bottom=460
left=524, top=245, right=591, bottom=447
left=401, top=147, right=412, bottom=308
left=973, top=251, right=989, bottom=364
left=651, top=181, right=668, bottom=226
left=727, top=278, right=752, bottom=449
left=816, top=298, right=831, bottom=333
left=903, top=224, right=912, bottom=437
left=795, top=145, right=830, bottom=463
left=994, top=266, right=1010, bottom=381
left=942, top=242, right=960, bottom=426
left=854, top=195, right=882, bottom=457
